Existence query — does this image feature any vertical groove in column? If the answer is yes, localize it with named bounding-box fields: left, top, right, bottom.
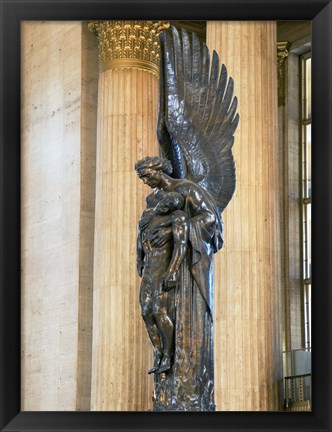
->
left=91, top=67, right=157, bottom=411
left=207, top=21, right=281, bottom=411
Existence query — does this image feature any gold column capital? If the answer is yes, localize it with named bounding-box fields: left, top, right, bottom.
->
left=277, top=41, right=290, bottom=106
left=277, top=41, right=290, bottom=65
left=88, top=20, right=169, bottom=76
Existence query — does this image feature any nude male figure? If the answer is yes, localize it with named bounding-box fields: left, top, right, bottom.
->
left=137, top=192, right=189, bottom=373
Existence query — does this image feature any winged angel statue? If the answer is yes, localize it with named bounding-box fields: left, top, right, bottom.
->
left=135, top=26, right=239, bottom=411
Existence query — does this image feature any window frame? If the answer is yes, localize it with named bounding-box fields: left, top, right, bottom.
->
left=300, top=50, right=312, bottom=350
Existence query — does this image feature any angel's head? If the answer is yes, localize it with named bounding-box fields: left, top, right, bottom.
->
left=135, top=156, right=172, bottom=188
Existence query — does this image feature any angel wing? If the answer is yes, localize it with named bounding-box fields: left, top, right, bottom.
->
left=157, top=26, right=239, bottom=213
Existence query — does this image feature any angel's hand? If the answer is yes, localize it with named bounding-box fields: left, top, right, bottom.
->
left=149, top=226, right=172, bottom=248
left=139, top=213, right=154, bottom=231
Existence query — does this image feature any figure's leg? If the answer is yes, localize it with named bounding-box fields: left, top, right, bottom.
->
left=153, top=293, right=175, bottom=373
left=139, top=280, right=162, bottom=373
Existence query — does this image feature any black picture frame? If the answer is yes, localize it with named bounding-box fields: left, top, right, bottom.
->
left=1, top=0, right=331, bottom=431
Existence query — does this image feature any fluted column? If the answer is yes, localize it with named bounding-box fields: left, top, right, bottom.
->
left=207, top=21, right=282, bottom=411
left=89, top=21, right=168, bottom=411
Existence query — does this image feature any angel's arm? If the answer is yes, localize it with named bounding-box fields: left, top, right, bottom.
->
left=186, top=187, right=217, bottom=232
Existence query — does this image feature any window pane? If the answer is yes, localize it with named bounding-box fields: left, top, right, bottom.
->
left=303, top=202, right=311, bottom=280
left=307, top=203, right=311, bottom=279
left=302, top=124, right=311, bottom=199
left=304, top=284, right=311, bottom=349
left=306, top=124, right=311, bottom=198
left=306, top=58, right=311, bottom=119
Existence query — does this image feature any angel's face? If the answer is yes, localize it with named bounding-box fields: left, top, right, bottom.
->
left=140, top=169, right=162, bottom=188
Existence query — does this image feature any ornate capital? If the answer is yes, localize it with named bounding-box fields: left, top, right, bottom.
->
left=277, top=42, right=290, bottom=106
left=88, top=21, right=169, bottom=76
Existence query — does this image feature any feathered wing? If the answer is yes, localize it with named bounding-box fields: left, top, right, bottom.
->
left=157, top=26, right=239, bottom=213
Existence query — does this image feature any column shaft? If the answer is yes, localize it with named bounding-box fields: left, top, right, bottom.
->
left=207, top=21, right=282, bottom=411
left=90, top=21, right=167, bottom=410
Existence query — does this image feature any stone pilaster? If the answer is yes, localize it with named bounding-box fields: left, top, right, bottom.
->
left=21, top=22, right=98, bottom=411
left=277, top=42, right=290, bottom=106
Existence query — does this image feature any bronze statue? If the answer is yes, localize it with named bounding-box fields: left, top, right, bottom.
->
left=135, top=26, right=239, bottom=411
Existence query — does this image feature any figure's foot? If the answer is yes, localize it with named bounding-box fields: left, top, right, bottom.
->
left=155, top=353, right=173, bottom=374
left=148, top=350, right=162, bottom=374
